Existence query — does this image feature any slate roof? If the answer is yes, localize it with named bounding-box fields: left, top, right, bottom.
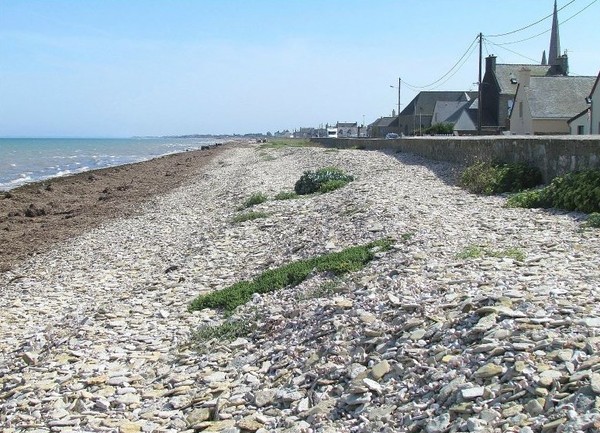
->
left=336, top=122, right=357, bottom=128
left=494, top=64, right=553, bottom=95
left=432, top=101, right=470, bottom=124
left=524, top=76, right=595, bottom=119
left=369, top=117, right=398, bottom=128
left=400, top=91, right=476, bottom=116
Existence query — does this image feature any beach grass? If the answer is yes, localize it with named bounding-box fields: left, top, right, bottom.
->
left=189, top=238, right=394, bottom=312
left=232, top=211, right=269, bottom=223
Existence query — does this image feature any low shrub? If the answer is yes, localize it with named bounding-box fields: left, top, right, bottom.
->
left=274, top=191, right=298, bottom=201
left=194, top=319, right=255, bottom=343
left=294, top=167, right=354, bottom=195
left=507, top=170, right=600, bottom=214
left=232, top=211, right=268, bottom=223
left=505, top=189, right=550, bottom=209
left=240, top=192, right=268, bottom=209
left=459, top=162, right=542, bottom=195
left=189, top=238, right=393, bottom=312
left=584, top=213, right=600, bottom=228
left=456, top=244, right=526, bottom=261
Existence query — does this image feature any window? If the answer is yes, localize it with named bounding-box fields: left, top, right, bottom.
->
left=577, top=125, right=585, bottom=135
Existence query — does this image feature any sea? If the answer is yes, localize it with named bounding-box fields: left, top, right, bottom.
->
left=0, top=137, right=222, bottom=191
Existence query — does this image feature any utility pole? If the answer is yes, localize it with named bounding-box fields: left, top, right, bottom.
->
left=397, top=77, right=401, bottom=117
left=478, top=32, right=483, bottom=135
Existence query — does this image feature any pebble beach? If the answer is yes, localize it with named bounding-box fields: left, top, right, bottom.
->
left=1, top=143, right=599, bottom=432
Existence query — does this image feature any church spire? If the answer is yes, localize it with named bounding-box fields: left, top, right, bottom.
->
left=541, top=50, right=547, bottom=66
left=548, top=0, right=561, bottom=66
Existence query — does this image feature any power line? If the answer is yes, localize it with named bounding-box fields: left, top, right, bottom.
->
left=485, top=39, right=540, bottom=64
left=487, top=0, right=576, bottom=38
left=427, top=43, right=480, bottom=91
left=402, top=35, right=479, bottom=90
left=489, top=0, right=597, bottom=46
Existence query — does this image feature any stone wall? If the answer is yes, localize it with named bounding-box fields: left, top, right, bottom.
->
left=311, top=136, right=600, bottom=183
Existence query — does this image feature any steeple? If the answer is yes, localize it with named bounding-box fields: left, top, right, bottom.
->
left=548, top=0, right=561, bottom=66
left=541, top=50, right=547, bottom=66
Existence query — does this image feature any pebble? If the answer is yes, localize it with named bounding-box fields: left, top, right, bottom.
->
left=1, top=144, right=599, bottom=432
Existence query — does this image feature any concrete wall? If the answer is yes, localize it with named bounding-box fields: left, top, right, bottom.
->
left=311, top=136, right=600, bottom=183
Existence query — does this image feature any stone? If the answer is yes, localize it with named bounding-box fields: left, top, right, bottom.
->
left=254, top=389, right=277, bottom=408
left=237, top=417, right=263, bottom=431
left=461, top=387, right=485, bottom=400
left=591, top=373, right=600, bottom=394
left=187, top=408, right=212, bottom=425
left=370, top=360, right=391, bottom=380
left=363, top=378, right=383, bottom=394
left=525, top=399, right=544, bottom=416
left=474, top=363, right=503, bottom=378
left=502, top=404, right=523, bottom=417
left=426, top=413, right=450, bottom=433
left=119, top=421, right=142, bottom=433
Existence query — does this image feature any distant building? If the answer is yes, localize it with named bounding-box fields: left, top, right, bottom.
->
left=335, top=122, right=359, bottom=138
left=398, top=91, right=477, bottom=136
left=293, top=127, right=327, bottom=138
left=369, top=116, right=399, bottom=138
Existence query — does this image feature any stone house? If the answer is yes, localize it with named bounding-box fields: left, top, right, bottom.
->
left=398, top=91, right=476, bottom=136
left=509, top=69, right=595, bottom=135
left=368, top=116, right=399, bottom=138
left=335, top=122, right=359, bottom=138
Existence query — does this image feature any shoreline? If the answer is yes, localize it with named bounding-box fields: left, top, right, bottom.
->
left=0, top=142, right=238, bottom=272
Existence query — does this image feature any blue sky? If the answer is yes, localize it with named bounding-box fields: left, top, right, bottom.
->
left=1, top=0, right=598, bottom=137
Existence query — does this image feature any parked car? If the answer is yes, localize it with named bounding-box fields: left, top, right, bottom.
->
left=385, top=133, right=399, bottom=139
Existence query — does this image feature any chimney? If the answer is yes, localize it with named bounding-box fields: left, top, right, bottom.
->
left=486, top=55, right=497, bottom=74
left=556, top=54, right=569, bottom=76
left=518, top=68, right=531, bottom=87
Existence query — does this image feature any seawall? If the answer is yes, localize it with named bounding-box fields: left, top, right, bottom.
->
left=311, top=136, right=600, bottom=183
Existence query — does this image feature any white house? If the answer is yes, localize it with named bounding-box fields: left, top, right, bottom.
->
left=568, top=110, right=591, bottom=135
left=590, top=72, right=600, bottom=134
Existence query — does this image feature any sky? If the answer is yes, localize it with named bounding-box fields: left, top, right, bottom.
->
left=1, top=0, right=599, bottom=137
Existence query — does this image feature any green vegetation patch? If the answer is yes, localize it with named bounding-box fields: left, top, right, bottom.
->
left=457, top=244, right=526, bottom=261
left=239, top=192, right=268, bottom=209
left=194, top=319, right=256, bottom=343
left=424, top=122, right=454, bottom=135
left=189, top=238, right=393, bottom=312
left=583, top=213, right=600, bottom=228
left=459, top=162, right=542, bottom=195
left=507, top=169, right=600, bottom=214
left=274, top=191, right=299, bottom=201
left=232, top=211, right=269, bottom=223
left=294, top=167, right=354, bottom=195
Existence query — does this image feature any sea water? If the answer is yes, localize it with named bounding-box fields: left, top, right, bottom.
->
left=0, top=137, right=220, bottom=191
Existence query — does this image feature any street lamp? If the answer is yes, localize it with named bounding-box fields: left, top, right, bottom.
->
left=389, top=77, right=401, bottom=116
